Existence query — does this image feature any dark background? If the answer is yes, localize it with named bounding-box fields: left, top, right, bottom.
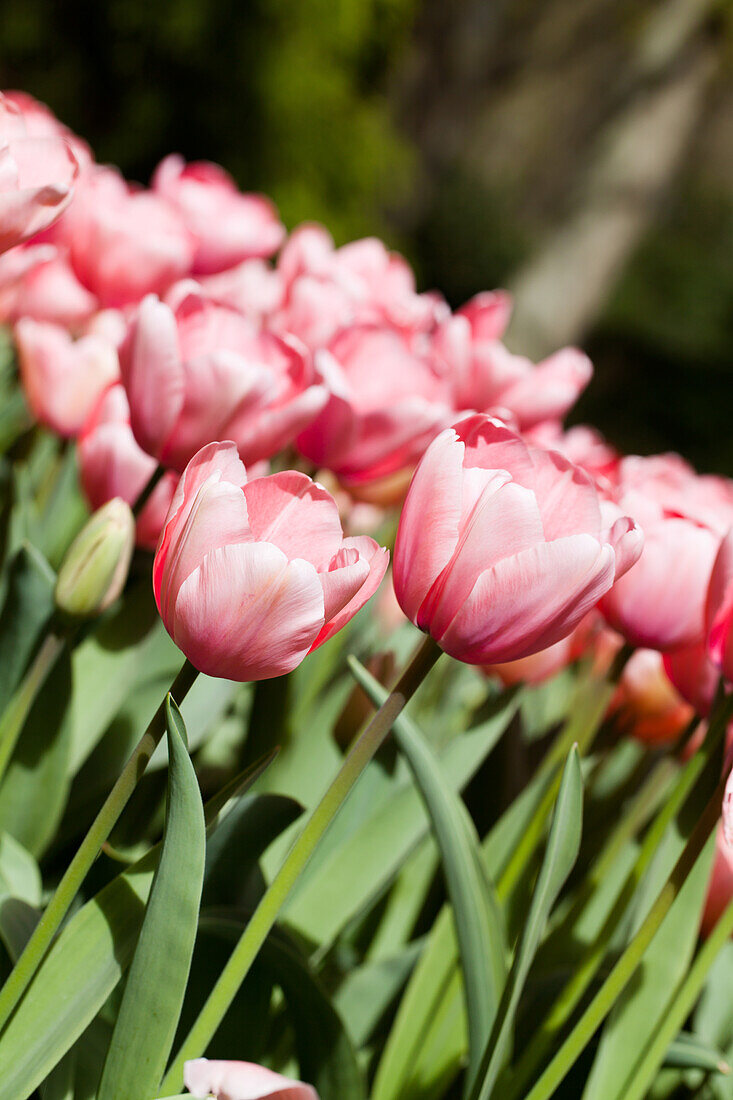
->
left=3, top=0, right=732, bottom=472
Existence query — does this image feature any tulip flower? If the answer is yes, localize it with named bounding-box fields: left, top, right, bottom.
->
left=607, top=647, right=695, bottom=746
left=15, top=318, right=119, bottom=437
left=663, top=642, right=720, bottom=718
left=59, top=165, right=194, bottom=307
left=153, top=441, right=389, bottom=680
left=198, top=258, right=284, bottom=322
left=296, top=323, right=454, bottom=492
left=434, top=291, right=592, bottom=429
left=486, top=612, right=599, bottom=687
left=272, top=223, right=444, bottom=349
left=54, top=498, right=135, bottom=619
left=183, top=1058, right=318, bottom=1100
left=393, top=414, right=642, bottom=666
left=600, top=456, right=733, bottom=651
left=153, top=154, right=285, bottom=274
left=2, top=90, right=93, bottom=175
left=121, top=287, right=328, bottom=472
left=78, top=384, right=177, bottom=550
left=525, top=421, right=619, bottom=488
left=1, top=93, right=79, bottom=254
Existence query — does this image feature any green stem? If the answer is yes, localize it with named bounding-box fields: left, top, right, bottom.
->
left=507, top=703, right=731, bottom=1098
left=160, top=635, right=442, bottom=1094
left=0, top=630, right=68, bottom=786
left=0, top=658, right=199, bottom=1035
left=523, top=756, right=730, bottom=1100
left=132, top=464, right=166, bottom=518
left=619, top=897, right=733, bottom=1100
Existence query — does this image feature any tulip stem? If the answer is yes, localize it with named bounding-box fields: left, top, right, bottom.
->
left=0, top=657, right=199, bottom=1036
left=0, top=629, right=68, bottom=788
left=160, top=634, right=443, bottom=1094
left=521, top=695, right=733, bottom=1100
left=132, top=463, right=166, bottom=518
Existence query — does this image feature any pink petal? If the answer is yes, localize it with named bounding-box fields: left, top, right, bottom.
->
left=439, top=533, right=614, bottom=665
left=171, top=541, right=325, bottom=681
left=120, top=294, right=184, bottom=460
left=231, top=382, right=329, bottom=467
left=312, top=535, right=389, bottom=649
left=707, top=528, right=733, bottom=678
left=243, top=471, right=344, bottom=571
left=424, top=478, right=545, bottom=639
left=393, top=428, right=464, bottom=623
left=184, top=1058, right=319, bottom=1100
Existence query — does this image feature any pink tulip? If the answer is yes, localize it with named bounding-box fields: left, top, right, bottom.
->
left=486, top=612, right=598, bottom=687
left=706, top=528, right=733, bottom=684
left=2, top=90, right=92, bottom=175
left=15, top=318, right=119, bottom=437
left=434, top=293, right=592, bottom=428
left=296, top=324, right=454, bottom=489
left=392, top=415, right=642, bottom=666
left=1, top=93, right=79, bottom=254
left=153, top=441, right=388, bottom=680
left=607, top=647, right=695, bottom=746
left=78, top=384, right=176, bottom=550
left=600, top=456, right=733, bottom=652
left=183, top=1058, right=318, bottom=1100
left=152, top=155, right=285, bottom=275
left=702, top=824, right=733, bottom=936
left=272, top=224, right=444, bottom=349
left=59, top=166, right=194, bottom=307
left=0, top=246, right=97, bottom=326
left=121, top=287, right=328, bottom=472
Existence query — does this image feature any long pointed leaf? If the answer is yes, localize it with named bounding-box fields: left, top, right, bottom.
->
left=98, top=697, right=206, bottom=1100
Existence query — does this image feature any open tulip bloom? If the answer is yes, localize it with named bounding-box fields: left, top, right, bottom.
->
left=183, top=1059, right=318, bottom=1100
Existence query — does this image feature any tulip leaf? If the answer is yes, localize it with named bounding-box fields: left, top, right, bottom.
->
left=662, top=1032, right=730, bottom=1074
left=0, top=735, right=280, bottom=1100
left=469, top=746, right=584, bottom=1100
left=0, top=649, right=73, bottom=856
left=284, top=688, right=519, bottom=946
left=348, top=656, right=506, bottom=1086
left=0, top=833, right=41, bottom=906
left=97, top=697, right=205, bottom=1100
left=335, top=939, right=425, bottom=1048
left=0, top=543, right=55, bottom=714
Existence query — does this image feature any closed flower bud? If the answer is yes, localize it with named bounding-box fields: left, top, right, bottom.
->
left=55, top=498, right=135, bottom=619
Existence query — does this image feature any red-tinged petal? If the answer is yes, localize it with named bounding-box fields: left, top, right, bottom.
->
left=707, top=528, right=733, bottom=678
left=171, top=542, right=324, bottom=681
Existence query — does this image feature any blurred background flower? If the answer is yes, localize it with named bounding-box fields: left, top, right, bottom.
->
left=2, top=0, right=731, bottom=470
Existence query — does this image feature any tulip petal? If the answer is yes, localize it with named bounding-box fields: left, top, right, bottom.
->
left=184, top=1057, right=318, bottom=1100
left=172, top=542, right=325, bottom=681
left=121, top=294, right=184, bottom=459
left=312, top=536, right=389, bottom=649
left=243, top=471, right=344, bottom=571
left=439, top=533, right=614, bottom=665
left=393, top=428, right=465, bottom=623
left=707, top=528, right=733, bottom=677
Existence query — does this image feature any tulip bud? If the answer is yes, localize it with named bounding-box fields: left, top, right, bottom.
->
left=55, top=498, right=135, bottom=619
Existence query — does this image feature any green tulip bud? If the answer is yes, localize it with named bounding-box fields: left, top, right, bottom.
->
left=55, top=498, right=135, bottom=619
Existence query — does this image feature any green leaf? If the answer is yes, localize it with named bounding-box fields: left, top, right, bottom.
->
left=335, top=939, right=424, bottom=1048
left=0, top=543, right=55, bottom=714
left=203, top=792, right=302, bottom=908
left=0, top=737, right=271, bottom=1100
left=663, top=1032, right=730, bottom=1074
left=0, top=649, right=73, bottom=856
left=98, top=697, right=206, bottom=1100
left=348, top=657, right=506, bottom=1086
left=284, top=689, right=519, bottom=947
left=0, top=834, right=41, bottom=906
left=469, top=746, right=584, bottom=1100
